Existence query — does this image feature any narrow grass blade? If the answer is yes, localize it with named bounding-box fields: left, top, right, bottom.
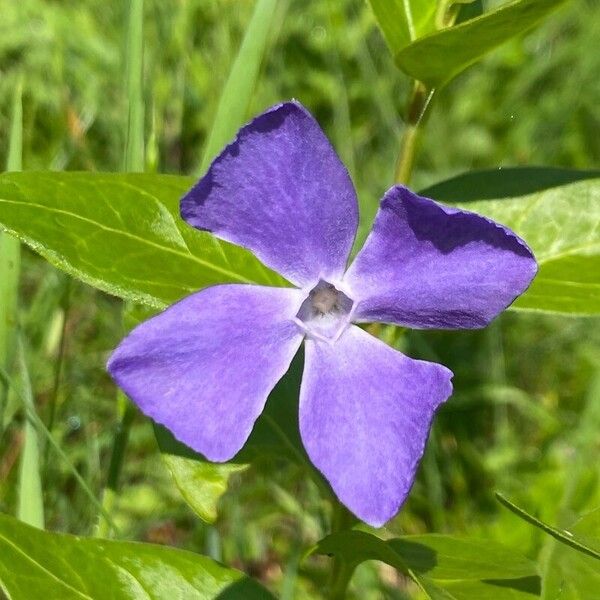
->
left=198, top=0, right=279, bottom=174
left=6, top=81, right=23, bottom=172
left=16, top=337, right=44, bottom=529
left=0, top=81, right=23, bottom=433
left=124, top=0, right=145, bottom=172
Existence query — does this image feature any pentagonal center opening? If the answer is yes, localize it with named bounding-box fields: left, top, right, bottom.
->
left=296, top=280, right=354, bottom=341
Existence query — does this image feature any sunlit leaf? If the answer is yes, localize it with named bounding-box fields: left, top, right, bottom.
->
left=424, top=172, right=600, bottom=315
left=396, top=0, right=568, bottom=88
left=154, top=425, right=249, bottom=524
left=0, top=172, right=284, bottom=309
left=366, top=0, right=438, bottom=56
left=0, top=512, right=274, bottom=599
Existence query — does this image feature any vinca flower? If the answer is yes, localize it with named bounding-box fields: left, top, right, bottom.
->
left=108, top=101, right=537, bottom=526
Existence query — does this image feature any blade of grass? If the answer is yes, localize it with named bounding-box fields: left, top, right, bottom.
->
left=326, top=0, right=356, bottom=179
left=0, top=80, right=23, bottom=436
left=0, top=82, right=43, bottom=529
left=198, top=0, right=279, bottom=174
left=15, top=336, right=44, bottom=529
left=124, top=0, right=145, bottom=172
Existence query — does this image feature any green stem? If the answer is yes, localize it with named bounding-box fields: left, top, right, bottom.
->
left=326, top=501, right=355, bottom=599
left=394, top=82, right=436, bottom=185
left=46, top=278, right=72, bottom=436
left=95, top=394, right=135, bottom=538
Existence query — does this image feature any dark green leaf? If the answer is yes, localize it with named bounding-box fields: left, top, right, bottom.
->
left=396, top=0, right=568, bottom=88
left=0, top=172, right=284, bottom=310
left=0, top=512, right=275, bottom=599
left=425, top=174, right=600, bottom=315
left=420, top=166, right=600, bottom=202
left=314, top=529, right=538, bottom=599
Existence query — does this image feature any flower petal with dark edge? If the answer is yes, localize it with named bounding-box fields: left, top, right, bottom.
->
left=344, top=186, right=538, bottom=329
left=299, top=325, right=452, bottom=527
left=181, top=101, right=359, bottom=287
left=108, top=285, right=304, bottom=461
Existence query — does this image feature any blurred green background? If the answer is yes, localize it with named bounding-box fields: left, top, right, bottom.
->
left=1, top=0, right=599, bottom=597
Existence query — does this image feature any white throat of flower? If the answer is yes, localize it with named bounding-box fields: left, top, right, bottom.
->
left=294, top=280, right=354, bottom=343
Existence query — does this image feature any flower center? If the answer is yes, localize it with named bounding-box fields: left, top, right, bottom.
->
left=295, top=280, right=354, bottom=341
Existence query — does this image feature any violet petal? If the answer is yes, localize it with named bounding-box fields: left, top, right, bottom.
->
left=299, top=325, right=452, bottom=527
left=344, top=186, right=538, bottom=329
left=107, top=284, right=304, bottom=461
left=181, top=101, right=359, bottom=287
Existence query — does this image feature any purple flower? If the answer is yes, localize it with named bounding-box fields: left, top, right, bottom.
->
left=108, top=101, right=537, bottom=527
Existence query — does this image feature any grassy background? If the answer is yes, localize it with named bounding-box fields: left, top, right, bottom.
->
left=0, top=0, right=599, bottom=597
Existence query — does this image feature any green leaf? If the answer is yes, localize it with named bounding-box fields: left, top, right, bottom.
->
left=199, top=0, right=280, bottom=174
left=314, top=529, right=538, bottom=599
left=389, top=534, right=537, bottom=580
left=496, top=493, right=600, bottom=561
left=542, top=508, right=600, bottom=599
left=366, top=0, right=438, bottom=56
left=0, top=512, right=275, bottom=599
left=497, top=495, right=600, bottom=599
left=396, top=0, right=568, bottom=88
left=424, top=172, right=600, bottom=315
left=436, top=578, right=540, bottom=600
left=0, top=172, right=284, bottom=310
left=155, top=425, right=249, bottom=524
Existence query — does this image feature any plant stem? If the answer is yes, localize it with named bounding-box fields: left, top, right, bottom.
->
left=95, top=394, right=135, bottom=538
left=326, top=500, right=355, bottom=599
left=394, top=81, right=436, bottom=185
left=46, top=278, right=72, bottom=437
